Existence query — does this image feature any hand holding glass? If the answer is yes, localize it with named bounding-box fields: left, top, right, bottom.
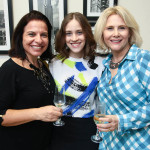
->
left=91, top=101, right=105, bottom=143
left=53, top=87, right=66, bottom=126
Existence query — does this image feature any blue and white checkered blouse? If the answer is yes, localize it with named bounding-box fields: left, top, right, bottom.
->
left=97, top=44, right=150, bottom=150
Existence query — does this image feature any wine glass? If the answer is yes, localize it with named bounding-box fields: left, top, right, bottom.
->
left=91, top=100, right=105, bottom=143
left=53, top=86, right=66, bottom=126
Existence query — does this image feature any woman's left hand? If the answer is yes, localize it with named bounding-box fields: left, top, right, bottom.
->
left=97, top=115, right=119, bottom=132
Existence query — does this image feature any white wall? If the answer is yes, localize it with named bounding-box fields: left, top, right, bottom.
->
left=0, top=55, right=9, bottom=66
left=68, top=0, right=83, bottom=14
left=13, top=0, right=29, bottom=28
left=118, top=0, right=150, bottom=50
left=0, top=0, right=150, bottom=66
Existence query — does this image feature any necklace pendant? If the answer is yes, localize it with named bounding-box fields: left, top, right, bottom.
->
left=109, top=49, right=130, bottom=69
left=109, top=61, right=119, bottom=69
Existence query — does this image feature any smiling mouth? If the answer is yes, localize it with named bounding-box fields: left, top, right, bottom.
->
left=111, top=39, right=122, bottom=43
left=31, top=46, right=42, bottom=49
left=71, top=43, right=81, bottom=47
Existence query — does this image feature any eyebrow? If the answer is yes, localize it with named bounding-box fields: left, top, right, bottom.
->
left=66, top=28, right=83, bottom=31
left=105, top=25, right=127, bottom=27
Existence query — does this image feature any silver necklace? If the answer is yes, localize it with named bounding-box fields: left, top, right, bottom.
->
left=109, top=50, right=129, bottom=69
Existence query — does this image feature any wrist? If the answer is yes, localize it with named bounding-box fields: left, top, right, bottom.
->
left=30, top=108, right=40, bottom=121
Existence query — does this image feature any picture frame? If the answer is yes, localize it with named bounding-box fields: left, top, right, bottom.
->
left=29, top=0, right=67, bottom=53
left=83, top=0, right=118, bottom=26
left=29, top=0, right=67, bottom=28
left=0, top=0, right=13, bottom=54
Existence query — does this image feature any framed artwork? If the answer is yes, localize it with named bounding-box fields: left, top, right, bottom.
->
left=29, top=0, right=67, bottom=53
left=29, top=0, right=67, bottom=28
left=83, top=0, right=118, bottom=26
left=0, top=0, right=13, bottom=54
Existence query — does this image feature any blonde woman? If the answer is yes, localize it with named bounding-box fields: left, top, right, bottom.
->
left=95, top=6, right=150, bottom=150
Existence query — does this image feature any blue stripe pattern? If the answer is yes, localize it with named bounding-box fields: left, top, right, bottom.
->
left=75, top=62, right=87, bottom=71
left=63, top=77, right=98, bottom=117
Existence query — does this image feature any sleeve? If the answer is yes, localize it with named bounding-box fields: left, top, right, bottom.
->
left=49, top=58, right=55, bottom=75
left=118, top=50, right=150, bottom=134
left=95, top=56, right=105, bottom=81
left=0, top=65, right=16, bottom=124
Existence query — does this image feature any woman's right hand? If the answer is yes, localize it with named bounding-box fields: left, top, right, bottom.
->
left=97, top=115, right=119, bottom=132
left=1, top=106, right=63, bottom=127
left=35, top=105, right=63, bottom=122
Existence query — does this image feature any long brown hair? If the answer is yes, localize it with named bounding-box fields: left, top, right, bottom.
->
left=55, top=12, right=97, bottom=61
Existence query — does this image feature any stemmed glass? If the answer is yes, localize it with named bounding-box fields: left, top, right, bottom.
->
left=91, top=99, right=105, bottom=143
left=53, top=86, right=66, bottom=126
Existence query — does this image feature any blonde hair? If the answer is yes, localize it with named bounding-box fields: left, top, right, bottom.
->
left=94, top=6, right=142, bottom=50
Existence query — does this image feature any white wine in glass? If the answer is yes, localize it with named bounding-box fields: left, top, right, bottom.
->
left=53, top=86, right=66, bottom=126
left=54, top=101, right=65, bottom=108
left=94, top=114, right=105, bottom=124
left=91, top=101, right=105, bottom=143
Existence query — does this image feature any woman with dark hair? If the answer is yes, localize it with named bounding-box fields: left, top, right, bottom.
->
left=0, top=10, right=62, bottom=150
left=49, top=12, right=104, bottom=150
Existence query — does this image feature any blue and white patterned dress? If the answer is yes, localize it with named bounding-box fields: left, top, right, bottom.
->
left=97, top=44, right=150, bottom=150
